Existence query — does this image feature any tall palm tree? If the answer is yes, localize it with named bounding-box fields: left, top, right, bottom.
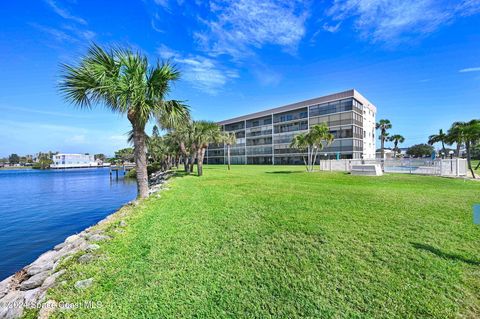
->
left=428, top=129, right=447, bottom=156
left=308, top=123, right=334, bottom=171
left=290, top=123, right=334, bottom=172
left=448, top=120, right=480, bottom=177
left=376, top=119, right=392, bottom=160
left=388, top=134, right=405, bottom=158
left=290, top=133, right=309, bottom=171
left=192, top=121, right=222, bottom=176
left=60, top=44, right=189, bottom=198
left=222, top=132, right=237, bottom=170
left=446, top=123, right=466, bottom=157
left=172, top=122, right=196, bottom=173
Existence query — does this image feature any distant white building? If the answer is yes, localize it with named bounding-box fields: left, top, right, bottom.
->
left=51, top=153, right=97, bottom=169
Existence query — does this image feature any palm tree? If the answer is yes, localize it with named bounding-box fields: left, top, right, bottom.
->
left=428, top=129, right=447, bottom=156
left=222, top=132, right=237, bottom=170
left=448, top=120, right=480, bottom=177
left=290, top=133, right=309, bottom=171
left=60, top=44, right=189, bottom=198
left=290, top=124, right=334, bottom=172
left=308, top=123, right=334, bottom=171
left=192, top=121, right=222, bottom=176
left=172, top=122, right=196, bottom=173
left=376, top=119, right=392, bottom=160
left=446, top=123, right=466, bottom=158
left=388, top=134, right=405, bottom=158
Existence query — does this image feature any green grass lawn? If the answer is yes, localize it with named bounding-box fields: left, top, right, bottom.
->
left=473, top=160, right=479, bottom=173
left=34, top=166, right=480, bottom=318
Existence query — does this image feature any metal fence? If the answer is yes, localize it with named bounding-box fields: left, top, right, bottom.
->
left=319, top=158, right=468, bottom=177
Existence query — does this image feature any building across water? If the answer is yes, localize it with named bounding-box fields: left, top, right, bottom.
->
left=51, top=153, right=107, bottom=169
left=206, top=89, right=377, bottom=165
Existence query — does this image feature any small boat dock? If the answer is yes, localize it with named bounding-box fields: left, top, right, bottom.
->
left=110, top=164, right=135, bottom=179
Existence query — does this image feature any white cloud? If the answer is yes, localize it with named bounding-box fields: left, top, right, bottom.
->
left=157, top=44, right=179, bottom=59
left=30, top=23, right=75, bottom=42
left=176, top=56, right=239, bottom=95
left=157, top=46, right=238, bottom=94
left=459, top=67, right=480, bottom=72
left=44, top=0, right=87, bottom=25
left=195, top=0, right=309, bottom=59
left=31, top=23, right=95, bottom=44
left=322, top=22, right=341, bottom=33
left=326, top=0, right=480, bottom=43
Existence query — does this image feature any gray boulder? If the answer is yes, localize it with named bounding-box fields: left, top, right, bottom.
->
left=89, top=234, right=110, bottom=242
left=26, top=260, right=53, bottom=277
left=20, top=271, right=49, bottom=291
left=86, top=244, right=100, bottom=252
left=74, top=278, right=93, bottom=290
left=41, top=269, right=66, bottom=291
left=78, top=254, right=95, bottom=264
left=0, top=290, right=25, bottom=319
left=0, top=277, right=13, bottom=299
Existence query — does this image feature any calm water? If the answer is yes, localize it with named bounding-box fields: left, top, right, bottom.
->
left=0, top=168, right=137, bottom=280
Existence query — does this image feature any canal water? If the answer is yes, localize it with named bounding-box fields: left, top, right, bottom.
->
left=0, top=168, right=137, bottom=280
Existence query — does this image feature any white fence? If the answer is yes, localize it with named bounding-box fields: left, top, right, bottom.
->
left=319, top=159, right=468, bottom=177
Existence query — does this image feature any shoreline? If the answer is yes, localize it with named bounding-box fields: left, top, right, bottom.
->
left=0, top=170, right=173, bottom=319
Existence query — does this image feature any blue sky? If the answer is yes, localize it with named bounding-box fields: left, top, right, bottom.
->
left=0, top=0, right=479, bottom=157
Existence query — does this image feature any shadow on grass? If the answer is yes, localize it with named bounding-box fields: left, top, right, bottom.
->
left=265, top=171, right=303, bottom=174
left=173, top=170, right=199, bottom=178
left=411, top=242, right=480, bottom=266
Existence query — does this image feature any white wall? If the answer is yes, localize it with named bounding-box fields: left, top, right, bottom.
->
left=362, top=106, right=376, bottom=159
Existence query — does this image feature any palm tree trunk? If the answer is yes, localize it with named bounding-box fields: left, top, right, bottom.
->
left=456, top=143, right=461, bottom=157
left=381, top=135, right=385, bottom=159
left=466, top=141, right=475, bottom=178
left=302, top=154, right=308, bottom=171
left=190, top=152, right=195, bottom=173
left=227, top=145, right=231, bottom=170
left=184, top=157, right=190, bottom=173
left=312, top=148, right=319, bottom=172
left=196, top=148, right=204, bottom=176
left=441, top=141, right=446, bottom=155
left=132, top=127, right=149, bottom=199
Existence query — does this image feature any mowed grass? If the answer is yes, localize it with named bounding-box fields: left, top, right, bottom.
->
left=38, top=166, right=480, bottom=318
left=473, top=160, right=479, bottom=173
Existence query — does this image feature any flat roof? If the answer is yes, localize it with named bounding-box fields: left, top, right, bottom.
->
left=218, top=89, right=377, bottom=125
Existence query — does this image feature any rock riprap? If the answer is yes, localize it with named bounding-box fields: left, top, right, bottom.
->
left=0, top=169, right=172, bottom=319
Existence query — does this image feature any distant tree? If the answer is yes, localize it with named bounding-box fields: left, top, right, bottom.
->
left=115, top=148, right=134, bottom=164
left=8, top=154, right=20, bottom=164
left=221, top=132, right=237, bottom=170
left=33, top=152, right=53, bottom=169
left=376, top=119, right=392, bottom=160
left=428, top=129, right=448, bottom=155
left=388, top=134, right=405, bottom=158
left=94, top=154, right=106, bottom=161
left=152, top=125, right=160, bottom=138
left=406, top=144, right=435, bottom=158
